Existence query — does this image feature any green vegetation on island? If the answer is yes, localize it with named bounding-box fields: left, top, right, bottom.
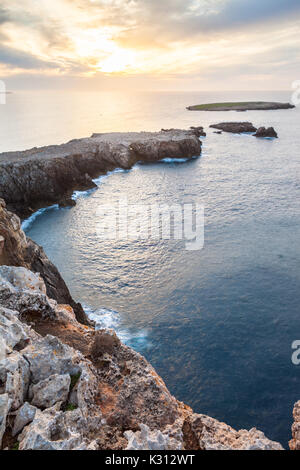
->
left=187, top=101, right=295, bottom=111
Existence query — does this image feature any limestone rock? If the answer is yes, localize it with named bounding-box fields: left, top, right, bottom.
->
left=0, top=266, right=55, bottom=319
left=0, top=352, right=30, bottom=410
left=31, top=374, right=71, bottom=409
left=18, top=406, right=84, bottom=450
left=289, top=401, right=300, bottom=450
left=0, top=200, right=88, bottom=325
left=0, top=393, right=11, bottom=447
left=23, top=335, right=81, bottom=384
left=190, top=414, right=283, bottom=450
left=0, top=306, right=30, bottom=352
left=13, top=402, right=37, bottom=436
left=125, top=423, right=183, bottom=450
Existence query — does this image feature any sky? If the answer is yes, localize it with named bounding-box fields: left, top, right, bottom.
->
left=0, top=0, right=300, bottom=90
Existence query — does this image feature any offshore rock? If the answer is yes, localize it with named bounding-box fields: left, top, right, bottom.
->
left=254, top=127, right=278, bottom=138
left=210, top=122, right=257, bottom=133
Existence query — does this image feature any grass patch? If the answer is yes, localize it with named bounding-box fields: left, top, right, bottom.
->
left=66, top=403, right=78, bottom=412
left=188, top=101, right=265, bottom=110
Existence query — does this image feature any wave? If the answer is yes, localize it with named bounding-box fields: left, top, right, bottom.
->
left=83, top=304, right=150, bottom=351
left=72, top=167, right=129, bottom=201
left=21, top=205, right=59, bottom=231
left=160, top=156, right=198, bottom=163
left=22, top=167, right=133, bottom=230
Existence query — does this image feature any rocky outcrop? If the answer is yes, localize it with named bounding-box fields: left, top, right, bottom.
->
left=0, top=200, right=88, bottom=324
left=0, top=130, right=202, bottom=219
left=0, top=265, right=284, bottom=450
left=289, top=401, right=300, bottom=450
left=254, top=127, right=278, bottom=138
left=189, top=414, right=283, bottom=450
left=210, top=122, right=257, bottom=133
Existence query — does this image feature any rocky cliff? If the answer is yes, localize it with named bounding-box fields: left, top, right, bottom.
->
left=0, top=200, right=88, bottom=325
left=0, top=266, right=284, bottom=450
left=0, top=201, right=286, bottom=450
left=0, top=129, right=201, bottom=219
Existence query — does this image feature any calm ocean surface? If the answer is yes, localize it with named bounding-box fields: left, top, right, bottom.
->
left=3, top=90, right=300, bottom=446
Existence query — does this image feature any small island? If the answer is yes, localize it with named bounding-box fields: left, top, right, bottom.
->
left=187, top=101, right=295, bottom=111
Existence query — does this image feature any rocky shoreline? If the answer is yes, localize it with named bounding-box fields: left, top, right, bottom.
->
left=0, top=128, right=299, bottom=450
left=0, top=129, right=201, bottom=219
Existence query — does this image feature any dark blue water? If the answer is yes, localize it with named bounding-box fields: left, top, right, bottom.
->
left=20, top=90, right=300, bottom=447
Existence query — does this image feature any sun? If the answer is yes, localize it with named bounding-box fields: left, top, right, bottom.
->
left=96, top=49, right=136, bottom=74
left=72, top=28, right=137, bottom=74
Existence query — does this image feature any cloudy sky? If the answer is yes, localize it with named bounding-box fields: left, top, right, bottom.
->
left=0, top=0, right=300, bottom=90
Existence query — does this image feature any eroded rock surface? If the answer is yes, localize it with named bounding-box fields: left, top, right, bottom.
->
left=0, top=130, right=202, bottom=219
left=0, top=200, right=88, bottom=324
left=0, top=264, right=286, bottom=450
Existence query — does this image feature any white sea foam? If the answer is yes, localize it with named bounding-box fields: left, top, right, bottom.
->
left=72, top=168, right=129, bottom=201
left=83, top=305, right=150, bottom=350
left=21, top=205, right=59, bottom=232
left=161, top=156, right=197, bottom=163
left=22, top=168, right=132, bottom=230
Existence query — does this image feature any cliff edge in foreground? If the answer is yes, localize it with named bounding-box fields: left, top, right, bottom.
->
left=0, top=266, right=284, bottom=450
left=0, top=202, right=285, bottom=450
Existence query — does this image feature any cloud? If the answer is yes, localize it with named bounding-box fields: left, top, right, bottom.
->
left=0, top=0, right=299, bottom=89
left=0, top=44, right=59, bottom=70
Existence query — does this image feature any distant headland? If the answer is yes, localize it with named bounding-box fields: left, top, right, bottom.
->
left=186, top=101, right=295, bottom=111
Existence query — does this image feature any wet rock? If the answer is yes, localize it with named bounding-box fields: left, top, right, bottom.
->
left=58, top=198, right=76, bottom=208
left=254, top=127, right=278, bottom=138
left=13, top=402, right=37, bottom=436
left=31, top=374, right=71, bottom=409
left=210, top=122, right=257, bottom=133
left=190, top=126, right=206, bottom=137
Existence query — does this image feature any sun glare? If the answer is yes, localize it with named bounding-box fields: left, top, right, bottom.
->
left=97, top=49, right=136, bottom=73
